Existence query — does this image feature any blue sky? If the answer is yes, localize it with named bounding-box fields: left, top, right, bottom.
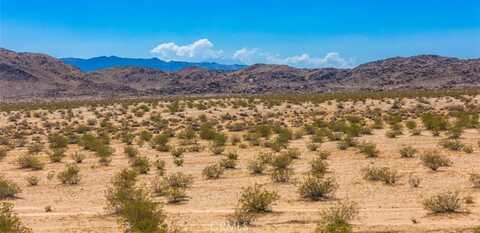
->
left=1, top=0, right=479, bottom=67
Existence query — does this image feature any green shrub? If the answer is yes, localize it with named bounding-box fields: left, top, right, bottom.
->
left=219, top=158, right=237, bottom=169
left=315, top=201, right=358, bottom=233
left=310, top=157, right=328, bottom=177
left=358, top=142, right=379, bottom=158
left=0, top=177, right=21, bottom=199
left=247, top=159, right=267, bottom=175
left=298, top=176, right=337, bottom=201
left=17, top=154, right=44, bottom=170
left=423, top=191, right=463, bottom=213
left=48, top=133, right=68, bottom=149
left=151, top=173, right=193, bottom=203
left=237, top=184, right=279, bottom=213
left=202, top=164, right=224, bottom=179
left=49, top=148, right=66, bottom=163
left=270, top=153, right=294, bottom=183
left=131, top=156, right=150, bottom=174
left=0, top=202, right=32, bottom=233
left=420, top=151, right=452, bottom=171
left=124, top=146, right=139, bottom=158
left=105, top=169, right=139, bottom=213
left=57, top=164, right=81, bottom=185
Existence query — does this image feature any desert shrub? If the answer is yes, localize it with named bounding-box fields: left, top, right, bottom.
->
left=237, top=184, right=279, bottom=213
left=358, top=142, right=379, bottom=158
left=170, top=147, right=185, bottom=158
left=421, top=113, right=449, bottom=131
left=307, top=142, right=319, bottom=151
left=118, top=188, right=167, bottom=233
left=27, top=142, right=43, bottom=154
left=138, top=130, right=153, bottom=142
left=337, top=136, right=357, bottom=150
left=25, top=176, right=40, bottom=186
left=57, top=164, right=81, bottom=185
left=0, top=202, right=32, bottom=233
left=0, top=147, right=7, bottom=160
left=470, top=174, right=480, bottom=188
left=314, top=201, right=358, bottom=233
left=209, top=144, right=224, bottom=155
left=227, top=208, right=256, bottom=226
left=202, top=164, right=224, bottom=179
left=463, top=145, right=473, bottom=153
left=399, top=146, right=417, bottom=158
left=48, top=133, right=68, bottom=149
left=154, top=160, right=166, bottom=176
left=310, top=157, right=328, bottom=177
left=230, top=135, right=241, bottom=145
left=408, top=175, right=421, bottom=188
left=152, top=173, right=193, bottom=203
left=131, top=156, right=150, bottom=174
left=247, top=159, right=267, bottom=175
left=283, top=148, right=301, bottom=160
left=440, top=139, right=464, bottom=151
left=17, top=154, right=44, bottom=170
left=362, top=167, right=398, bottom=185
left=405, top=120, right=417, bottom=130
left=105, top=169, right=139, bottom=213
left=219, top=157, right=237, bottom=169
left=270, top=153, right=294, bottom=183
left=0, top=177, right=21, bottom=199
left=124, top=146, right=139, bottom=158
left=298, top=176, right=337, bottom=201
left=423, top=191, right=463, bottom=213
left=49, top=148, right=66, bottom=162
left=71, top=152, right=86, bottom=163
left=420, top=151, right=452, bottom=171
left=150, top=134, right=170, bottom=151
left=317, top=150, right=331, bottom=160
left=173, top=157, right=184, bottom=167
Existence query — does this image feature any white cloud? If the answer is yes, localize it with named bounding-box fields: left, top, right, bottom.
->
left=232, top=48, right=353, bottom=68
left=150, top=39, right=223, bottom=61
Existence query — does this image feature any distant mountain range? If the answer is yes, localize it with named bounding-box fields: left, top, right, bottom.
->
left=1, top=47, right=479, bottom=100
left=61, top=56, right=246, bottom=72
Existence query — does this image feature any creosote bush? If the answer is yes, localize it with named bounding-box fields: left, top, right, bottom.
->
left=17, top=154, right=44, bottom=170
left=0, top=176, right=21, bottom=199
left=298, top=176, right=337, bottom=201
left=202, top=164, right=224, bottom=179
left=420, top=151, right=452, bottom=171
left=57, top=164, right=81, bottom=185
left=315, top=201, right=358, bottom=233
left=237, top=184, right=279, bottom=213
left=0, top=202, right=33, bottom=233
left=399, top=146, right=417, bottom=158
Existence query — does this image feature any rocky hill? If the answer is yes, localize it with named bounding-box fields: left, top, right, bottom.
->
left=1, top=48, right=479, bottom=100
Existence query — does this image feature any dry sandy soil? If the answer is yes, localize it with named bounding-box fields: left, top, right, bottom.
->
left=1, top=95, right=480, bottom=233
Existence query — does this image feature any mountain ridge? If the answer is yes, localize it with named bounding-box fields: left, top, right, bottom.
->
left=60, top=56, right=246, bottom=72
left=1, top=48, right=479, bottom=100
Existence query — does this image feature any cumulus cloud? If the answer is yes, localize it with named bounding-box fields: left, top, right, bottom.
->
left=150, top=39, right=223, bottom=61
left=232, top=48, right=353, bottom=68
left=150, top=38, right=353, bottom=67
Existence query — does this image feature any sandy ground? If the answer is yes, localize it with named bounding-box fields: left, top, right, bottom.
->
left=1, top=96, right=479, bottom=233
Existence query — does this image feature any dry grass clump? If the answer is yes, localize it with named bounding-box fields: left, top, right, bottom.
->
left=362, top=167, right=399, bottom=185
